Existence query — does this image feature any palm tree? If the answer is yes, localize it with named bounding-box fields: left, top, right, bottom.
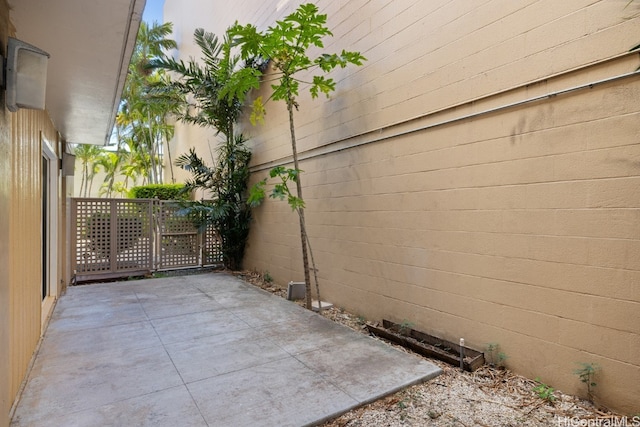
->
left=96, top=151, right=119, bottom=197
left=73, top=144, right=103, bottom=197
left=149, top=28, right=262, bottom=143
left=72, top=22, right=179, bottom=200
left=117, top=22, right=179, bottom=186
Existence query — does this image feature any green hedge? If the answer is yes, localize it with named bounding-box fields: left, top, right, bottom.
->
left=128, top=184, right=191, bottom=200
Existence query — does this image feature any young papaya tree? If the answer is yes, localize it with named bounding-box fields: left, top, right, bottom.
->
left=230, top=3, right=366, bottom=309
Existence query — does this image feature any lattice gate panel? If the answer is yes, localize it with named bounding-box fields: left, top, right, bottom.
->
left=202, top=226, right=224, bottom=266
left=72, top=199, right=113, bottom=274
left=157, top=201, right=200, bottom=269
left=72, top=198, right=154, bottom=280
left=114, top=200, right=154, bottom=272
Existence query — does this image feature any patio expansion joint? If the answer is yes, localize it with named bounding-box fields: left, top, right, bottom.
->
left=179, top=352, right=295, bottom=387
left=43, top=384, right=197, bottom=424
left=139, top=300, right=213, bottom=426
left=51, top=318, right=153, bottom=335
left=290, top=349, right=362, bottom=403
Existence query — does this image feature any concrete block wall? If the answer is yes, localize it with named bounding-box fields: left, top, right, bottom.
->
left=246, top=80, right=640, bottom=414
left=165, top=0, right=640, bottom=413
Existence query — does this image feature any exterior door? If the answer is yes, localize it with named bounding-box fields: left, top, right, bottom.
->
left=41, top=137, right=58, bottom=321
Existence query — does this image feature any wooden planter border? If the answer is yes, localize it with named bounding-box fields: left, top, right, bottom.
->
left=366, top=319, right=485, bottom=371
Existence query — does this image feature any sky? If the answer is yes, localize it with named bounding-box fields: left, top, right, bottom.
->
left=142, top=0, right=165, bottom=25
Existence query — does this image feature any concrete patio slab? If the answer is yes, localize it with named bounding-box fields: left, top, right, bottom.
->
left=11, top=272, right=442, bottom=427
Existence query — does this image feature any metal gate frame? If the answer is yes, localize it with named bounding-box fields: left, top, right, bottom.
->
left=71, top=198, right=222, bottom=283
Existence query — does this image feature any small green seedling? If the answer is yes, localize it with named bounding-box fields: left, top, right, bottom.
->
left=263, top=271, right=273, bottom=283
left=497, top=351, right=508, bottom=366
left=486, top=342, right=509, bottom=368
left=574, top=362, right=599, bottom=402
left=533, top=378, right=556, bottom=402
left=397, top=399, right=408, bottom=410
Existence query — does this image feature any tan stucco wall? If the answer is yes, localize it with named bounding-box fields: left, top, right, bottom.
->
left=165, top=0, right=640, bottom=414
left=0, top=4, right=63, bottom=424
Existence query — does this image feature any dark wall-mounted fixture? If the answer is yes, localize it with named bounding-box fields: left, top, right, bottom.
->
left=0, top=37, right=50, bottom=112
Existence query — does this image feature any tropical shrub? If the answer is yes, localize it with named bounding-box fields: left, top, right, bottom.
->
left=175, top=141, right=252, bottom=270
left=150, top=28, right=262, bottom=270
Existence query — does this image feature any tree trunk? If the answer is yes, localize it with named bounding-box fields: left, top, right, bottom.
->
left=87, top=172, right=94, bottom=197
left=165, top=132, right=175, bottom=183
left=107, top=128, right=122, bottom=197
left=80, top=163, right=87, bottom=197
left=298, top=209, right=322, bottom=311
left=147, top=113, right=158, bottom=184
left=286, top=96, right=313, bottom=310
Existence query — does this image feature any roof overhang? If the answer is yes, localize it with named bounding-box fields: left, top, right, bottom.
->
left=8, top=0, right=145, bottom=145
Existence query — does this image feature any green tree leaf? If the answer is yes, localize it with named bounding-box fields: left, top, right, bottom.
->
left=248, top=180, right=267, bottom=207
